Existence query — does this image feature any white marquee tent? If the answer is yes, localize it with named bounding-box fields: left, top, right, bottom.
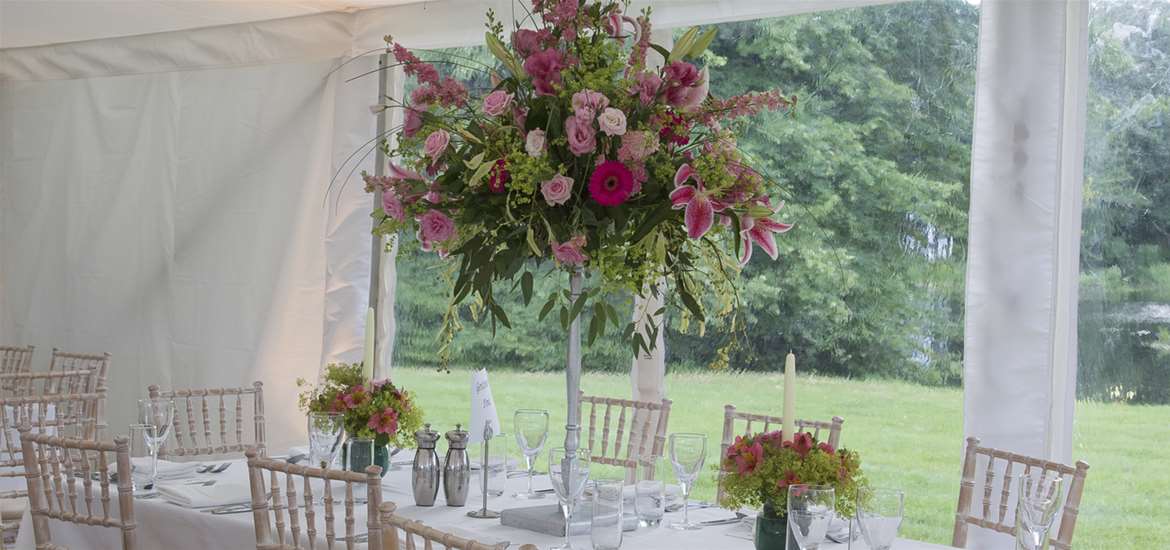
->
left=0, top=3, right=1089, bottom=529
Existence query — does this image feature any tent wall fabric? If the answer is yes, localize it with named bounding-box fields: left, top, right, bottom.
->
left=963, top=0, right=1088, bottom=509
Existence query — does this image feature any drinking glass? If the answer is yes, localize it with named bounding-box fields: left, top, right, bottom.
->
left=787, top=484, right=835, bottom=550
left=549, top=447, right=591, bottom=550
left=128, top=424, right=157, bottom=495
left=307, top=412, right=345, bottom=469
left=513, top=409, right=550, bottom=499
left=855, top=488, right=904, bottom=550
left=1015, top=473, right=1064, bottom=550
left=137, top=398, right=175, bottom=458
left=346, top=437, right=375, bottom=472
left=667, top=433, right=707, bottom=530
left=634, top=458, right=666, bottom=527
left=480, top=432, right=509, bottom=497
left=591, top=478, right=624, bottom=550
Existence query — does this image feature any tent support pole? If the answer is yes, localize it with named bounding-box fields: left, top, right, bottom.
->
left=368, top=52, right=390, bottom=375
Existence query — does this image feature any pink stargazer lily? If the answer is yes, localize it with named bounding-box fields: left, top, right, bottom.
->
left=738, top=209, right=793, bottom=266
left=670, top=164, right=725, bottom=239
left=388, top=162, right=424, bottom=181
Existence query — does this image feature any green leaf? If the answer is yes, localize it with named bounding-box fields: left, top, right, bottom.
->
left=650, top=44, right=671, bottom=62
left=520, top=271, right=534, bottom=305
left=677, top=279, right=705, bottom=322
left=604, top=302, right=621, bottom=327
left=587, top=309, right=602, bottom=346
left=485, top=32, right=525, bottom=78
left=689, top=27, right=718, bottom=57
left=538, top=292, right=558, bottom=321
left=464, top=151, right=485, bottom=170
left=630, top=204, right=674, bottom=245
left=526, top=226, right=543, bottom=257
left=559, top=305, right=570, bottom=330
left=728, top=210, right=743, bottom=260
left=669, top=27, right=700, bottom=62
left=569, top=293, right=588, bottom=324
left=489, top=301, right=512, bottom=329
left=470, top=158, right=495, bottom=185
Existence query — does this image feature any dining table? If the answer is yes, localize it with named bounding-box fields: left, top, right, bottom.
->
left=9, top=450, right=956, bottom=550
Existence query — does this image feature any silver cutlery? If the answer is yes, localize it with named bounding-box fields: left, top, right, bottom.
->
left=698, top=512, right=747, bottom=526
left=184, top=480, right=215, bottom=487
left=665, top=501, right=713, bottom=513
left=207, top=503, right=252, bottom=515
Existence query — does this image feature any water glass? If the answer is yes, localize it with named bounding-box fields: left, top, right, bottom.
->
left=855, top=488, right=904, bottom=550
left=513, top=409, right=549, bottom=499
left=667, top=433, right=707, bottom=530
left=634, top=459, right=666, bottom=527
left=787, top=484, right=835, bottom=550
left=591, top=479, right=624, bottom=550
left=128, top=424, right=157, bottom=495
left=1015, top=472, right=1064, bottom=550
left=480, top=432, right=510, bottom=497
left=549, top=447, right=591, bottom=550
left=307, top=412, right=345, bottom=469
left=346, top=438, right=375, bottom=472
left=137, top=398, right=175, bottom=456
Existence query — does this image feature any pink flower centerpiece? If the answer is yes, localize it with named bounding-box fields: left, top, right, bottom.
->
left=361, top=0, right=798, bottom=364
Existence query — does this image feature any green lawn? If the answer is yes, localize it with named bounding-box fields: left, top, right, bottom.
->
left=391, top=367, right=1169, bottom=549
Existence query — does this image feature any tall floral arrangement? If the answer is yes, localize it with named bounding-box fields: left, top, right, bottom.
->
left=720, top=430, right=865, bottom=518
left=298, top=363, right=423, bottom=449
left=364, top=0, right=795, bottom=363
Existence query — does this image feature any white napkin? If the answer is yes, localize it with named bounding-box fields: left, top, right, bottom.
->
left=159, top=478, right=253, bottom=508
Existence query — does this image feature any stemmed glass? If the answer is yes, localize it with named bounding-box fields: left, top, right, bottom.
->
left=513, top=409, right=549, bottom=499
left=548, top=447, right=591, bottom=550
left=138, top=398, right=174, bottom=468
left=787, top=484, right=835, bottom=549
left=856, top=488, right=904, bottom=550
left=1015, top=473, right=1065, bottom=550
left=307, top=412, right=345, bottom=469
left=667, top=432, right=707, bottom=530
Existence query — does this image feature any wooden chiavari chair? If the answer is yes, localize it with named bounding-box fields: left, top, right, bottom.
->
left=0, top=346, right=34, bottom=394
left=147, top=382, right=266, bottom=459
left=716, top=404, right=844, bottom=504
left=576, top=392, right=672, bottom=483
left=247, top=449, right=383, bottom=550
left=17, top=428, right=136, bottom=550
left=952, top=436, right=1089, bottom=549
left=378, top=502, right=536, bottom=550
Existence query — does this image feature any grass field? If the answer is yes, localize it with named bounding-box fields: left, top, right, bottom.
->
left=391, top=367, right=1169, bottom=549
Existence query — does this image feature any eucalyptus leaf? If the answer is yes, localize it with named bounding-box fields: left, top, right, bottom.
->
left=520, top=271, right=534, bottom=305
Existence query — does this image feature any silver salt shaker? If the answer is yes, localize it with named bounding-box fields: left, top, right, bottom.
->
left=443, top=423, right=471, bottom=506
left=412, top=423, right=441, bottom=506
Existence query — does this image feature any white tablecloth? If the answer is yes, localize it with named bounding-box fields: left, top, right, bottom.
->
left=12, top=453, right=954, bottom=550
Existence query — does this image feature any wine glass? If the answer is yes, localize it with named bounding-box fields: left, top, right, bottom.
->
left=513, top=409, right=549, bottom=499
left=138, top=399, right=175, bottom=460
left=307, top=412, right=345, bottom=469
left=787, top=484, right=835, bottom=550
left=856, top=488, right=904, bottom=550
left=548, top=447, right=591, bottom=550
left=667, top=432, right=707, bottom=530
left=1015, top=472, right=1065, bottom=550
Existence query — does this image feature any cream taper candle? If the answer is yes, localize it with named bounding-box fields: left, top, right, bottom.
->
left=362, top=306, right=375, bottom=380
left=783, top=351, right=796, bottom=441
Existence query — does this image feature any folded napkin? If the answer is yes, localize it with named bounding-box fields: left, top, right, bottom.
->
left=146, top=459, right=202, bottom=481
left=159, top=478, right=253, bottom=508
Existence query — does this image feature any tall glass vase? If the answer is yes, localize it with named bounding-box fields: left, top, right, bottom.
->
left=563, top=267, right=584, bottom=458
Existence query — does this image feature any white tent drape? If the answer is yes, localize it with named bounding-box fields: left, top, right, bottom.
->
left=963, top=0, right=1088, bottom=509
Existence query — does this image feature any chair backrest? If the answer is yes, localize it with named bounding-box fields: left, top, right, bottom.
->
left=148, top=382, right=266, bottom=459
left=717, top=404, right=844, bottom=504
left=0, top=346, right=34, bottom=393
left=0, top=391, right=107, bottom=474
left=246, top=449, right=383, bottom=550
left=576, top=392, right=671, bottom=483
left=952, top=436, right=1089, bottom=550
left=18, top=429, right=136, bottom=550
left=47, top=350, right=110, bottom=392
left=378, top=502, right=535, bottom=550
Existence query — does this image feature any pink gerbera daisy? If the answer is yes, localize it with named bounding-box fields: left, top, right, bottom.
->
left=588, top=161, right=634, bottom=207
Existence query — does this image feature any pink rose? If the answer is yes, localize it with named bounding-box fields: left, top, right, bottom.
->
left=417, top=209, right=456, bottom=243
left=541, top=174, right=574, bottom=206
left=597, top=107, right=627, bottom=136
left=571, top=89, right=610, bottom=118
left=524, top=49, right=567, bottom=96
left=565, top=115, right=596, bottom=156
left=617, top=131, right=659, bottom=163
left=550, top=234, right=588, bottom=266
left=525, top=129, right=547, bottom=157
left=423, top=129, right=450, bottom=160
left=482, top=90, right=513, bottom=117
left=381, top=191, right=405, bottom=221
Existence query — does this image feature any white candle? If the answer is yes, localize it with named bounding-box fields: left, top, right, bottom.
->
left=362, top=307, right=375, bottom=380
left=783, top=351, right=796, bottom=442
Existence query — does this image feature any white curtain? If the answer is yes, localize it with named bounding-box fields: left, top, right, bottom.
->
left=964, top=0, right=1088, bottom=494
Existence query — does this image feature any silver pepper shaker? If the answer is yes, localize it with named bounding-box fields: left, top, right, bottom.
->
left=412, top=423, right=441, bottom=506
left=443, top=423, right=471, bottom=507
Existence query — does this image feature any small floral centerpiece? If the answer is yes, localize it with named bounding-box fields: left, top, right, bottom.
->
left=298, top=363, right=424, bottom=473
left=721, top=431, right=865, bottom=550
left=363, top=0, right=796, bottom=365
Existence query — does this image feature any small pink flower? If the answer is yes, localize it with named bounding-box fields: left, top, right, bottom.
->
left=524, top=49, right=567, bottom=96
left=511, top=29, right=551, bottom=59
left=417, top=210, right=456, bottom=243
left=778, top=470, right=802, bottom=490
left=381, top=190, right=405, bottom=221
left=482, top=90, right=513, bottom=117
left=571, top=89, right=610, bottom=118
left=565, top=115, right=597, bottom=156
left=788, top=432, right=814, bottom=458
left=423, top=129, right=450, bottom=160
left=550, top=234, right=588, bottom=266
left=388, top=162, right=424, bottom=181
left=589, top=161, right=634, bottom=207
left=738, top=209, right=793, bottom=266
left=526, top=129, right=547, bottom=157
left=818, top=442, right=836, bottom=455
left=617, top=131, right=659, bottom=163
left=541, top=174, right=574, bottom=206
left=367, top=407, right=400, bottom=435
left=630, top=72, right=662, bottom=106
left=670, top=164, right=726, bottom=239
left=734, top=441, right=765, bottom=476
left=488, top=159, right=509, bottom=193
left=597, top=107, right=627, bottom=137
